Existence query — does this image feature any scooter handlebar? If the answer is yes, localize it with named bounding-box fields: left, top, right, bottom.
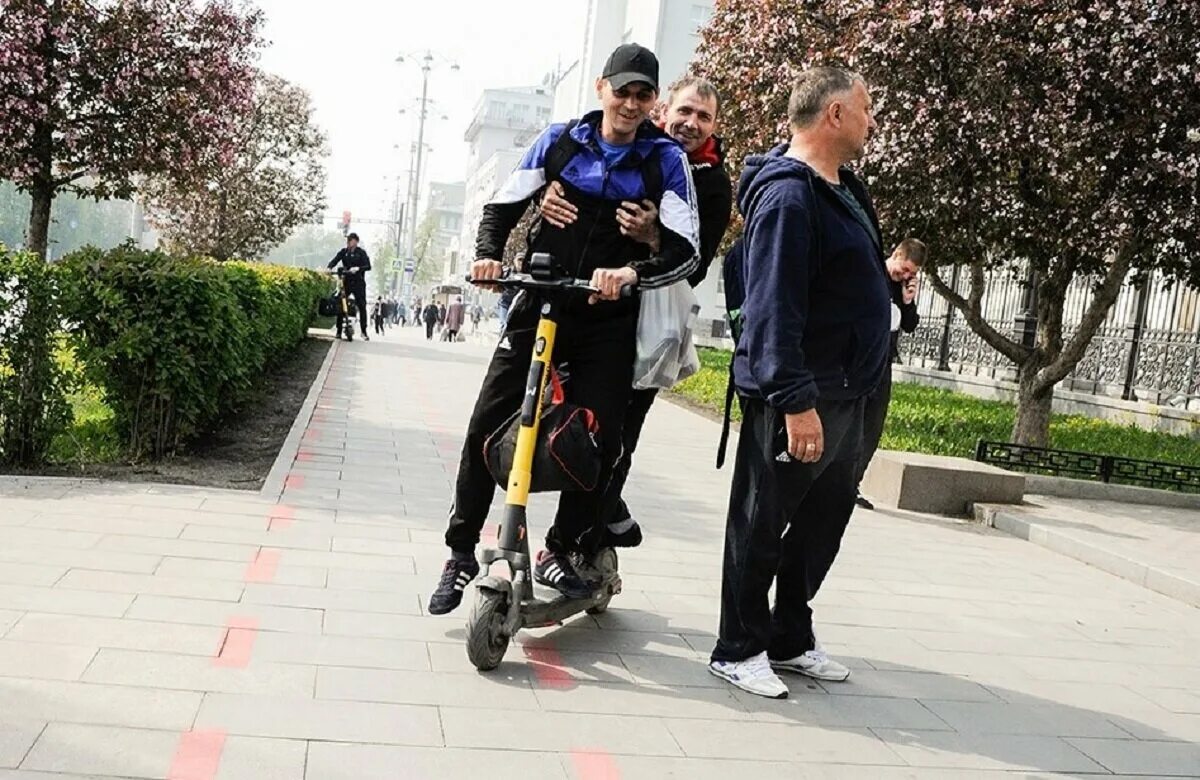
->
left=465, top=272, right=636, bottom=299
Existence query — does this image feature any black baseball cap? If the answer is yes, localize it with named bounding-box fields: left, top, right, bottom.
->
left=602, top=43, right=659, bottom=91
left=347, top=233, right=359, bottom=241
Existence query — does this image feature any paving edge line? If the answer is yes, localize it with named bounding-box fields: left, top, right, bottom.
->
left=974, top=504, right=1200, bottom=608
left=260, top=337, right=338, bottom=501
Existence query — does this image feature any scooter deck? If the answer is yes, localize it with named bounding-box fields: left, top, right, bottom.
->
left=520, top=576, right=622, bottom=629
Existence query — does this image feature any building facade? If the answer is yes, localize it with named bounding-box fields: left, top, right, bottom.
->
left=456, top=86, right=554, bottom=285
left=551, top=0, right=714, bottom=121
left=420, top=181, right=464, bottom=285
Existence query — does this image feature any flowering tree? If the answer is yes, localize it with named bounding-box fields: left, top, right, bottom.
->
left=695, top=0, right=1200, bottom=446
left=145, top=73, right=328, bottom=261
left=0, top=0, right=263, bottom=259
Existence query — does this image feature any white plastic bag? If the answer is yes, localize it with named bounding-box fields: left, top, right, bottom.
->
left=633, top=281, right=702, bottom=390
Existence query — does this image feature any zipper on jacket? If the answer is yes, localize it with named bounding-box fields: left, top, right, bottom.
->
left=573, top=162, right=609, bottom=279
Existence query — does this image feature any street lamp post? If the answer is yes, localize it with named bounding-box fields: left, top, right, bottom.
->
left=396, top=50, right=458, bottom=299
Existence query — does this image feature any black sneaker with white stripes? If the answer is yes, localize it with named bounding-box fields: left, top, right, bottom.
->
left=533, top=550, right=594, bottom=600
left=427, top=556, right=480, bottom=615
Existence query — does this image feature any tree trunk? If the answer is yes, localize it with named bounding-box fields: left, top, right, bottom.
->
left=1012, top=362, right=1054, bottom=446
left=27, top=181, right=53, bottom=260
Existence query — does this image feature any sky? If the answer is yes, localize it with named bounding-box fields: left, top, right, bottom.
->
left=253, top=0, right=589, bottom=247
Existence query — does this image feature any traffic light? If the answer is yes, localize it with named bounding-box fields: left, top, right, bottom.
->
left=339, top=210, right=352, bottom=235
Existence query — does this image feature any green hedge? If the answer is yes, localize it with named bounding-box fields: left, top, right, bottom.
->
left=57, top=245, right=326, bottom=460
left=673, top=347, right=1200, bottom=468
left=0, top=246, right=73, bottom=466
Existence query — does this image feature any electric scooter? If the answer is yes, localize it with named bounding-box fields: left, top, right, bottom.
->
left=464, top=253, right=628, bottom=671
left=329, top=268, right=357, bottom=342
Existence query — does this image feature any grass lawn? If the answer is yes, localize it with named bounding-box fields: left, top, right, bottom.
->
left=672, top=347, right=1200, bottom=468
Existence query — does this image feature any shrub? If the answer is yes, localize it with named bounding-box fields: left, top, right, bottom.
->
left=0, top=246, right=73, bottom=466
left=57, top=244, right=326, bottom=460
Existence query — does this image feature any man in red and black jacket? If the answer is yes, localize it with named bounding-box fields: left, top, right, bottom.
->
left=540, top=75, right=733, bottom=548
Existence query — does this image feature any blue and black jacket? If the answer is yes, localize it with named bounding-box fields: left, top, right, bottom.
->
left=732, top=145, right=891, bottom=413
left=476, top=111, right=699, bottom=297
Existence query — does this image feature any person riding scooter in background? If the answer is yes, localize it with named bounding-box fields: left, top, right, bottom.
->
left=427, top=42, right=700, bottom=615
left=327, top=233, right=371, bottom=341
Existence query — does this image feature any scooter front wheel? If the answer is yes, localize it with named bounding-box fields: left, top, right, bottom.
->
left=466, top=588, right=510, bottom=671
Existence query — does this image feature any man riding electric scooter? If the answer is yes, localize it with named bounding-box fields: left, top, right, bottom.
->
left=327, top=233, right=371, bottom=341
left=428, top=43, right=700, bottom=615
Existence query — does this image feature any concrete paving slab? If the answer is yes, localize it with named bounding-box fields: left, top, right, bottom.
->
left=304, top=743, right=567, bottom=780
left=440, top=707, right=681, bottom=756
left=81, top=648, right=315, bottom=696
left=871, top=729, right=1107, bottom=772
left=195, top=694, right=443, bottom=746
left=22, top=724, right=307, bottom=779
left=5, top=614, right=221, bottom=656
left=0, top=679, right=201, bottom=730
left=0, top=642, right=95, bottom=682
left=0, top=722, right=42, bottom=769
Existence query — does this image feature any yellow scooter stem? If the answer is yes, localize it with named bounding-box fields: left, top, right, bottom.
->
left=504, top=315, right=558, bottom=508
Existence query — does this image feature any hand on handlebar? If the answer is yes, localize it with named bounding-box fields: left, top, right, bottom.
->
left=589, top=266, right=638, bottom=304
left=470, top=258, right=504, bottom=291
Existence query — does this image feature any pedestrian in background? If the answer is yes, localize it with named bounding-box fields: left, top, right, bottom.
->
left=444, top=295, right=466, bottom=342
left=423, top=301, right=439, bottom=340
left=855, top=238, right=925, bottom=509
left=371, top=301, right=385, bottom=336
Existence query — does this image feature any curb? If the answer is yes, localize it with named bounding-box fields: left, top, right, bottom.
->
left=1025, top=474, right=1200, bottom=510
left=259, top=337, right=338, bottom=501
left=974, top=504, right=1200, bottom=608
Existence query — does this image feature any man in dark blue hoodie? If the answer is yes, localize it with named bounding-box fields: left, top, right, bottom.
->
left=708, top=67, right=891, bottom=699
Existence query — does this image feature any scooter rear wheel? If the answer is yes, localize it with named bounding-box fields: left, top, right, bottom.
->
left=466, top=588, right=510, bottom=671
left=585, top=548, right=619, bottom=615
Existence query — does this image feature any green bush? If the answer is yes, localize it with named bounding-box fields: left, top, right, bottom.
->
left=57, top=245, right=326, bottom=460
left=673, top=347, right=1200, bottom=469
left=0, top=246, right=73, bottom=465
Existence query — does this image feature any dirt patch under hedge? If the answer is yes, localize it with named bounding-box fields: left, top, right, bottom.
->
left=24, top=337, right=331, bottom=491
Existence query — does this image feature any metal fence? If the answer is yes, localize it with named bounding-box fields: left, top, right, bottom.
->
left=976, top=440, right=1200, bottom=493
left=899, top=264, right=1200, bottom=410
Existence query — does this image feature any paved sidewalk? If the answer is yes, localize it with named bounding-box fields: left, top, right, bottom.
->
left=1, top=323, right=1199, bottom=778
left=978, top=496, right=1200, bottom=608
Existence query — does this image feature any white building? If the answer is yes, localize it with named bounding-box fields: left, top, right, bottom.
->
left=552, top=0, right=715, bottom=121
left=420, top=181, right=464, bottom=285
left=457, top=86, right=554, bottom=281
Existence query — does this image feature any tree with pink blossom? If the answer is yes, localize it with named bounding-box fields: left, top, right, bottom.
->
left=0, top=0, right=264, bottom=259
left=695, top=0, right=1200, bottom=446
left=144, top=72, right=328, bottom=262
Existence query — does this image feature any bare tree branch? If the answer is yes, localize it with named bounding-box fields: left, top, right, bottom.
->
left=925, top=258, right=1030, bottom=364
left=1036, top=241, right=1136, bottom=389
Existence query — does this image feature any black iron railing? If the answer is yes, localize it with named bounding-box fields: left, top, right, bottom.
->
left=975, top=440, right=1200, bottom=493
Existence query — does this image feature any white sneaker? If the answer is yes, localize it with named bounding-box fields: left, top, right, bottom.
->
left=708, top=651, right=789, bottom=699
left=771, top=644, right=851, bottom=682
